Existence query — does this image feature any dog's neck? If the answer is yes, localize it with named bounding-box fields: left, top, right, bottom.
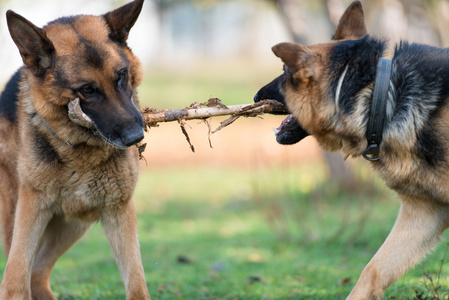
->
left=362, top=58, right=393, bottom=161
left=37, top=113, right=74, bottom=148
left=335, top=64, right=349, bottom=112
left=22, top=96, right=73, bottom=148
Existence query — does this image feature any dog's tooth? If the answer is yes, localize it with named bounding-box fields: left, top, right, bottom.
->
left=68, top=98, right=94, bottom=128
left=273, top=127, right=280, bottom=135
left=82, top=112, right=93, bottom=123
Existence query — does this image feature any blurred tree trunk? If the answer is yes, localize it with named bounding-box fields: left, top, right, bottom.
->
left=272, top=0, right=357, bottom=192
left=322, top=0, right=344, bottom=28
left=399, top=0, right=449, bottom=48
left=273, top=0, right=310, bottom=44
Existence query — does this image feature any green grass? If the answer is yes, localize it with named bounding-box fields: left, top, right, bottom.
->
left=1, top=163, right=448, bottom=299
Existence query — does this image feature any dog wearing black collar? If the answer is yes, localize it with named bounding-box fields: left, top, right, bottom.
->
left=255, top=1, right=449, bottom=299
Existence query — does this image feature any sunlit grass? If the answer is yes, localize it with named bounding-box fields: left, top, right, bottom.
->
left=0, top=164, right=448, bottom=299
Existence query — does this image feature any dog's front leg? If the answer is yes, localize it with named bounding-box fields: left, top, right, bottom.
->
left=0, top=186, right=53, bottom=300
left=347, top=198, right=449, bottom=300
left=101, top=200, right=151, bottom=300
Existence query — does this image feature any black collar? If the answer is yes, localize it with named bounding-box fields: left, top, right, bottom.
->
left=362, top=58, right=392, bottom=161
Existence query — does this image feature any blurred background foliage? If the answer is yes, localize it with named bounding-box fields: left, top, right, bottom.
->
left=2, top=0, right=449, bottom=298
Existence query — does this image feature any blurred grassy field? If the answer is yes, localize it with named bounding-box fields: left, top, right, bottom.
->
left=1, top=164, right=446, bottom=299
left=137, top=61, right=281, bottom=109
left=1, top=63, right=449, bottom=299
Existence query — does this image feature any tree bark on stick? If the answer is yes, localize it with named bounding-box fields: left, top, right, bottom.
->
left=138, top=98, right=288, bottom=154
left=141, top=99, right=288, bottom=127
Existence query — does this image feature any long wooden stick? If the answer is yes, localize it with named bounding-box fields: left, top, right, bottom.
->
left=138, top=98, right=288, bottom=155
left=141, top=98, right=288, bottom=126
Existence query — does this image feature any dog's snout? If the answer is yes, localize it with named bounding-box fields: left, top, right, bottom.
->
left=254, top=86, right=271, bottom=103
left=254, top=74, right=285, bottom=104
left=123, top=128, right=144, bottom=147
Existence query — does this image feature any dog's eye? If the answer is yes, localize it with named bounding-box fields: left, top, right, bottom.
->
left=118, top=69, right=128, bottom=84
left=79, top=85, right=97, bottom=96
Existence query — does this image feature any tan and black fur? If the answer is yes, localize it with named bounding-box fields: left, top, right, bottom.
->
left=256, top=1, right=449, bottom=299
left=0, top=0, right=151, bottom=299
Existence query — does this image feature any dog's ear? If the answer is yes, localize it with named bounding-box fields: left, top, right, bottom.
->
left=6, top=10, right=55, bottom=77
left=104, top=0, right=144, bottom=44
left=333, top=0, right=367, bottom=40
left=272, top=43, right=314, bottom=76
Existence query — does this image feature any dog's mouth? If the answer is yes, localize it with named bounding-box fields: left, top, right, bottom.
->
left=68, top=98, right=95, bottom=129
left=67, top=98, right=142, bottom=149
left=68, top=98, right=112, bottom=145
left=274, top=114, right=310, bottom=145
left=254, top=76, right=310, bottom=145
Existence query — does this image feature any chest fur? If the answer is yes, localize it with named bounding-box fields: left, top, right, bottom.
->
left=18, top=138, right=140, bottom=220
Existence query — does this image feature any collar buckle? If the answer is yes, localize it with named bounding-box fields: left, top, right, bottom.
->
left=362, top=143, right=380, bottom=161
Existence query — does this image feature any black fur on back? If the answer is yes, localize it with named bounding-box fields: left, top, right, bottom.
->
left=329, top=36, right=387, bottom=115
left=391, top=42, right=449, bottom=167
left=0, top=69, right=21, bottom=123
left=327, top=37, right=449, bottom=168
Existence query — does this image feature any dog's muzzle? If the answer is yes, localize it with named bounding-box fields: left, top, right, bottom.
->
left=254, top=77, right=310, bottom=145
left=68, top=98, right=95, bottom=129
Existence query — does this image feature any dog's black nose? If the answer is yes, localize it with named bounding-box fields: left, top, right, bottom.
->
left=123, top=129, right=144, bottom=147
left=254, top=74, right=285, bottom=104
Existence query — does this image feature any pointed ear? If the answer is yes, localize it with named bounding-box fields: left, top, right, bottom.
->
left=333, top=0, right=367, bottom=41
left=104, top=0, right=144, bottom=44
left=272, top=42, right=310, bottom=73
left=6, top=10, right=55, bottom=77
